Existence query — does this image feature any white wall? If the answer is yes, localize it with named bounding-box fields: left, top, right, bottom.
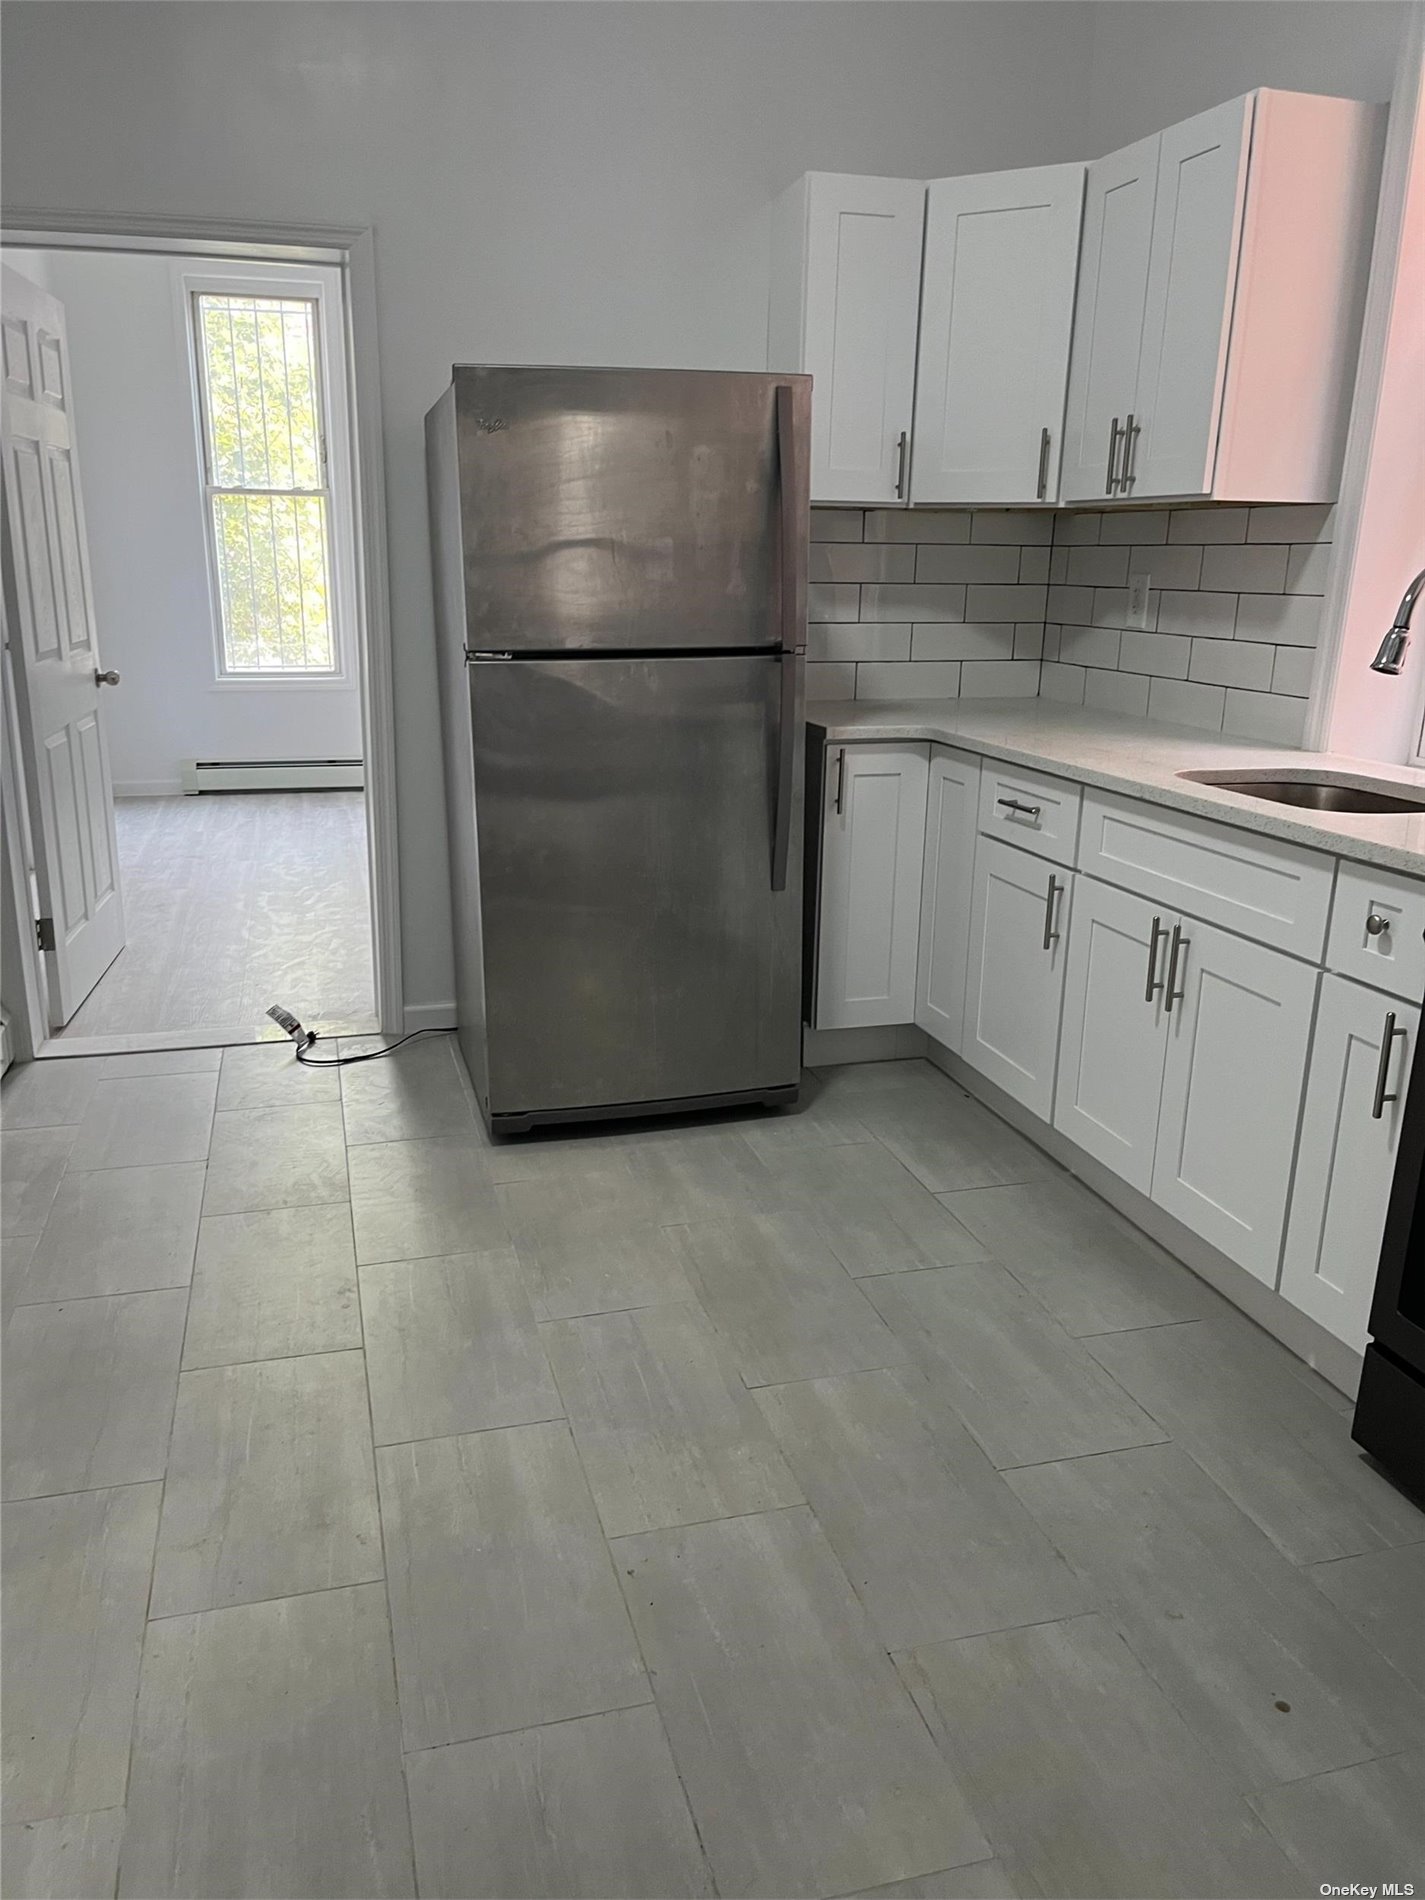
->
left=19, top=249, right=363, bottom=795
left=0, top=1, right=1403, bottom=1016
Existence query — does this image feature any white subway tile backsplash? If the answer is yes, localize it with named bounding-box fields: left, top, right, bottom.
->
left=1099, top=509, right=1170, bottom=545
left=1049, top=585, right=1094, bottom=623
left=1247, top=504, right=1334, bottom=544
left=1085, top=668, right=1151, bottom=717
left=911, top=622, right=1016, bottom=662
left=1147, top=677, right=1228, bottom=731
left=959, top=660, right=1042, bottom=698
left=809, top=508, right=865, bottom=543
left=807, top=623, right=911, bottom=663
left=914, top=544, right=1020, bottom=584
left=1018, top=546, right=1051, bottom=584
left=808, top=583, right=860, bottom=623
left=1126, top=544, right=1203, bottom=591
left=1091, top=588, right=1133, bottom=629
left=1286, top=543, right=1330, bottom=595
left=1118, top=630, right=1190, bottom=678
left=1066, top=545, right=1130, bottom=588
left=1060, top=625, right=1122, bottom=669
left=969, top=510, right=1055, bottom=545
left=856, top=661, right=962, bottom=700
left=865, top=509, right=970, bottom=543
left=1048, top=546, right=1070, bottom=584
left=966, top=583, right=1048, bottom=621
left=1271, top=645, right=1317, bottom=697
left=1042, top=624, right=1062, bottom=661
left=806, top=661, right=855, bottom=700
left=1233, top=592, right=1322, bottom=646
left=1188, top=639, right=1276, bottom=691
left=1168, top=507, right=1250, bottom=544
left=809, top=543, right=914, bottom=584
left=1223, top=690, right=1308, bottom=745
left=1013, top=622, right=1045, bottom=660
left=1055, top=511, right=1102, bottom=545
left=861, top=582, right=966, bottom=623
left=1200, top=543, right=1290, bottom=594
left=1039, top=661, right=1086, bottom=704
left=1156, top=590, right=1238, bottom=640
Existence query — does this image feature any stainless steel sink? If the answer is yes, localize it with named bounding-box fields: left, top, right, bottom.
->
left=1179, top=770, right=1425, bottom=815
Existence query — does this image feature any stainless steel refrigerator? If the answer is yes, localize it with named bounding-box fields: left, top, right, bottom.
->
left=425, top=366, right=810, bottom=1134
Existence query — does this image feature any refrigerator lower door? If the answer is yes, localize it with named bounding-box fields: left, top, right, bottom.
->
left=468, top=654, right=803, bottom=1127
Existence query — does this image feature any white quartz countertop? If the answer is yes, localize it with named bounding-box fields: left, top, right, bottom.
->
left=808, top=699, right=1425, bottom=876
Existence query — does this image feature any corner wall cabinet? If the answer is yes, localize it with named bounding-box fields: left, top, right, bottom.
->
left=773, top=88, right=1379, bottom=508
left=808, top=731, right=1422, bottom=1356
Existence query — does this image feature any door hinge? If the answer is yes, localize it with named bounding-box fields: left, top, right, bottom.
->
left=35, top=916, right=55, bottom=953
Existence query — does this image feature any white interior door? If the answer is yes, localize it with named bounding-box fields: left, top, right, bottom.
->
left=1131, top=94, right=1254, bottom=499
left=1059, top=134, right=1160, bottom=502
left=1151, top=918, right=1317, bottom=1284
left=912, top=163, right=1085, bottom=504
left=1280, top=976, right=1418, bottom=1352
left=1054, top=878, right=1171, bottom=1195
left=962, top=836, right=1070, bottom=1119
left=1, top=264, right=124, bottom=1025
left=802, top=174, right=925, bottom=505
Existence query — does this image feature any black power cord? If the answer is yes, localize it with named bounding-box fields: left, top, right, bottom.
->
left=266, top=1005, right=447, bottom=1069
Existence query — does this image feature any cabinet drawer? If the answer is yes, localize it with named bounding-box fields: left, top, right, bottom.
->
left=1327, top=861, right=1425, bottom=1003
left=1079, top=790, right=1333, bottom=957
left=978, top=761, right=1081, bottom=867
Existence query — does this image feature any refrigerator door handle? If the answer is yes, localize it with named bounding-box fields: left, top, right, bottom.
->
left=771, top=383, right=803, bottom=892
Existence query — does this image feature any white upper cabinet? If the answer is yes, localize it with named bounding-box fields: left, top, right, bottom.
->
left=1059, top=135, right=1160, bottom=503
left=768, top=172, right=925, bottom=505
left=814, top=741, right=929, bottom=1029
left=911, top=164, right=1084, bottom=505
left=1062, top=90, right=1381, bottom=505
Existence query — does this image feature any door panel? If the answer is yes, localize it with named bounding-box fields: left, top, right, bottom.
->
left=1133, top=96, right=1253, bottom=498
left=1152, top=919, right=1317, bottom=1283
left=470, top=654, right=803, bottom=1114
left=454, top=366, right=809, bottom=654
left=817, top=743, right=928, bottom=1030
left=803, top=175, right=925, bottom=504
left=914, top=746, right=980, bottom=1049
left=913, top=164, right=1084, bottom=504
left=1054, top=879, right=1170, bottom=1194
left=0, top=265, right=124, bottom=1024
left=1281, top=978, right=1417, bottom=1352
left=963, top=837, right=1070, bottom=1119
left=1060, top=135, right=1159, bottom=502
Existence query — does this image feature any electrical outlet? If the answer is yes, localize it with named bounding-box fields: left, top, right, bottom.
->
left=1127, top=572, right=1152, bottom=629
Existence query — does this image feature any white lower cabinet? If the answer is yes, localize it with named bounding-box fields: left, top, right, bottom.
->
left=1054, top=878, right=1170, bottom=1195
left=1151, top=919, right=1319, bottom=1285
left=914, top=747, right=981, bottom=1051
left=1280, top=977, right=1419, bottom=1352
left=962, top=837, right=1070, bottom=1118
left=815, top=742, right=928, bottom=1029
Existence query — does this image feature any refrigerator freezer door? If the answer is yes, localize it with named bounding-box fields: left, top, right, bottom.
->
left=454, top=367, right=810, bottom=653
left=469, top=654, right=804, bottom=1121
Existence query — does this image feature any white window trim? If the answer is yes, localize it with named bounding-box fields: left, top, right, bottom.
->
left=175, top=260, right=360, bottom=690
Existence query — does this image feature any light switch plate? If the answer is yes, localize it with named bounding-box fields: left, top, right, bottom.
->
left=1127, top=573, right=1152, bottom=629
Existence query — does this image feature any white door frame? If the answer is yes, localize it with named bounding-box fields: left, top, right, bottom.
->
left=0, top=207, right=402, bottom=1044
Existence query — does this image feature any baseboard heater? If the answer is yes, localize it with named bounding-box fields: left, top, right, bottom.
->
left=180, top=758, right=365, bottom=794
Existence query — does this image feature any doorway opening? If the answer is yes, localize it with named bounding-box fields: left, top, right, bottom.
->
left=0, top=220, right=400, bottom=1062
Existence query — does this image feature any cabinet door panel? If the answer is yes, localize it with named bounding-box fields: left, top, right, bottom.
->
left=1060, top=135, right=1159, bottom=502
left=1152, top=920, right=1317, bottom=1283
left=803, top=175, right=926, bottom=505
left=1131, top=96, right=1253, bottom=499
left=962, top=837, right=1070, bottom=1118
left=914, top=746, right=981, bottom=1050
left=913, top=164, right=1084, bottom=504
left=1281, top=978, right=1418, bottom=1352
left=1055, top=879, right=1170, bottom=1195
left=816, top=743, right=929, bottom=1029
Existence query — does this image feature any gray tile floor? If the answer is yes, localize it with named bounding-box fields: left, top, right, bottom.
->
left=2, top=1043, right=1423, bottom=1900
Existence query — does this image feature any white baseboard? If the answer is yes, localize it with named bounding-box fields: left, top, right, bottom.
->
left=803, top=1023, right=929, bottom=1067
left=112, top=779, right=183, bottom=798
left=403, top=1000, right=457, bottom=1033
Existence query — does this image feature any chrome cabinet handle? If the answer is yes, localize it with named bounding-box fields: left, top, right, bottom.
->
left=1372, top=1011, right=1405, bottom=1120
left=997, top=797, right=1042, bottom=821
left=1121, top=412, right=1139, bottom=491
left=894, top=429, right=909, bottom=500
left=833, top=746, right=846, bottom=816
left=1145, top=914, right=1166, bottom=1003
left=1366, top=911, right=1391, bottom=937
left=95, top=669, right=120, bottom=686
left=1105, top=416, right=1122, bottom=494
left=1164, top=923, right=1189, bottom=1012
left=1043, top=874, right=1061, bottom=952
left=1036, top=425, right=1052, bottom=502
